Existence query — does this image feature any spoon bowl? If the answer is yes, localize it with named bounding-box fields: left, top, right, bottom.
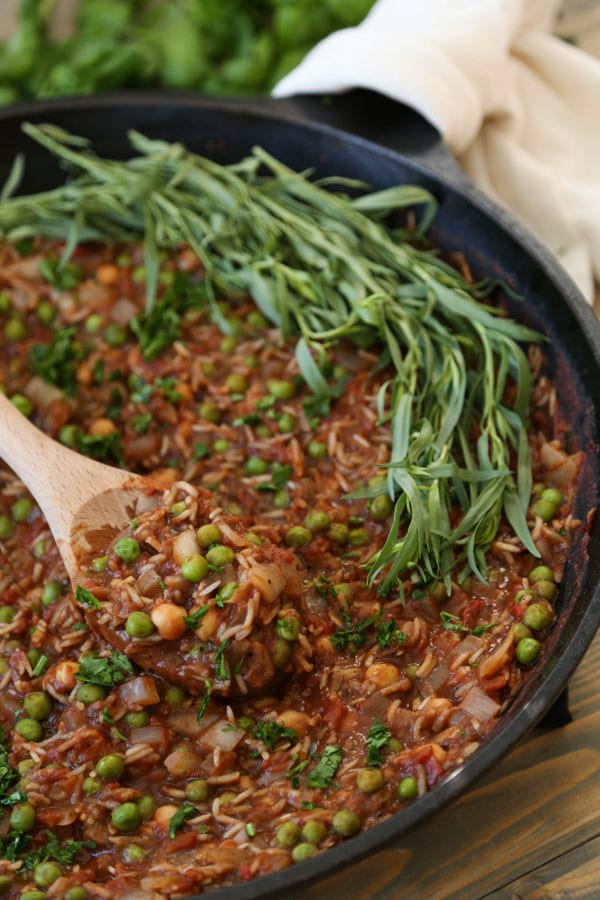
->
left=0, top=391, right=157, bottom=581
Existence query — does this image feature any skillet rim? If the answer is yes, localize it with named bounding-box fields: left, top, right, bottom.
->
left=0, top=91, right=599, bottom=899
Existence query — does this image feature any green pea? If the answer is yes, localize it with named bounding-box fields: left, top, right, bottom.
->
left=245, top=456, right=269, bottom=476
left=185, top=778, right=209, bottom=802
left=4, top=317, right=27, bottom=341
left=213, top=437, right=229, bottom=453
left=0, top=606, right=15, bottom=624
left=15, top=718, right=43, bottom=742
left=91, top=555, right=108, bottom=572
left=17, top=759, right=35, bottom=776
left=388, top=738, right=404, bottom=753
left=165, top=685, right=185, bottom=705
left=114, top=537, right=141, bottom=562
left=20, top=892, right=45, bottom=900
left=275, top=820, right=301, bottom=848
left=77, top=683, right=107, bottom=704
left=10, top=802, right=36, bottom=832
left=398, top=776, right=419, bottom=801
left=85, top=313, right=104, bottom=334
left=332, top=810, right=361, bottom=836
left=82, top=776, right=101, bottom=795
left=271, top=637, right=292, bottom=669
left=0, top=659, right=8, bottom=675
left=105, top=323, right=128, bottom=346
left=123, top=845, right=145, bottom=863
left=33, top=860, right=61, bottom=887
left=205, top=545, right=235, bottom=568
left=137, top=794, right=156, bottom=819
left=180, top=553, right=209, bottom=583
left=125, top=611, right=155, bottom=638
left=515, top=637, right=542, bottom=665
left=244, top=354, right=259, bottom=368
left=523, top=603, right=554, bottom=631
left=301, top=819, right=327, bottom=844
left=198, top=401, right=222, bottom=424
left=196, top=523, right=221, bottom=547
left=245, top=532, right=262, bottom=546
left=536, top=580, right=558, bottom=601
left=273, top=489, right=290, bottom=509
left=0, top=874, right=12, bottom=893
left=58, top=424, right=81, bottom=447
left=0, top=515, right=13, bottom=539
left=268, top=379, right=297, bottom=400
left=307, top=440, right=327, bottom=460
left=132, top=265, right=146, bottom=283
left=0, top=291, right=11, bottom=313
left=65, top=888, right=88, bottom=900
left=42, top=582, right=62, bottom=606
left=356, top=768, right=385, bottom=793
left=202, top=361, right=217, bottom=378
left=11, top=394, right=33, bottom=417
left=126, top=710, right=150, bottom=728
left=23, top=692, right=52, bottom=721
left=304, top=510, right=330, bottom=533
left=531, top=498, right=559, bottom=522
left=278, top=413, right=297, bottom=434
left=220, top=334, right=237, bottom=353
left=276, top=616, right=301, bottom=641
left=292, top=842, right=317, bottom=862
left=348, top=527, right=369, bottom=546
left=217, top=581, right=239, bottom=603
left=541, top=487, right=563, bottom=506
left=255, top=424, right=271, bottom=439
left=369, top=494, right=394, bottom=521
left=225, top=373, right=248, bottom=394
left=529, top=565, right=554, bottom=584
left=96, top=754, right=125, bottom=780
left=26, top=648, right=41, bottom=669
left=112, top=801, right=142, bottom=833
left=285, top=526, right=312, bottom=547
left=170, top=501, right=187, bottom=516
left=513, top=622, right=532, bottom=644
left=11, top=498, right=33, bottom=523
left=247, top=310, right=268, bottom=329
left=328, top=523, right=349, bottom=544
left=237, top=716, right=255, bottom=731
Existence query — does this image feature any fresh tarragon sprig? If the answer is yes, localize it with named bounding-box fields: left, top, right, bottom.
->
left=0, top=123, right=543, bottom=591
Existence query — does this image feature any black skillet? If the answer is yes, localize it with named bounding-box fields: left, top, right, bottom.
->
left=1, top=90, right=599, bottom=899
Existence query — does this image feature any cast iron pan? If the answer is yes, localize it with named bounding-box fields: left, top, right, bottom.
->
left=1, top=90, right=600, bottom=899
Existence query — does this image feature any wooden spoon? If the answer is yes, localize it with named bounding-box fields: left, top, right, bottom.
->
left=0, top=392, right=157, bottom=581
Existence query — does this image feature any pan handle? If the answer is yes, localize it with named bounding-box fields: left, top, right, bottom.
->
left=262, top=89, right=468, bottom=188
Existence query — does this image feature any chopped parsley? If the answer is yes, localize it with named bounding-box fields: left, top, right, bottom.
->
left=0, top=731, right=25, bottom=809
left=331, top=611, right=381, bottom=651
left=76, top=431, right=124, bottom=464
left=77, top=651, right=134, bottom=687
left=285, top=756, right=310, bottom=788
left=249, top=720, right=298, bottom=752
left=131, top=411, right=153, bottom=433
left=29, top=326, right=82, bottom=395
left=213, top=639, right=230, bottom=681
left=256, top=463, right=292, bottom=492
left=376, top=619, right=407, bottom=649
left=168, top=803, right=196, bottom=839
left=197, top=679, right=213, bottom=721
left=31, top=654, right=48, bottom=677
left=365, top=718, right=392, bottom=767
left=183, top=605, right=209, bottom=629
left=129, top=375, right=154, bottom=404
left=307, top=745, right=343, bottom=789
left=74, top=585, right=101, bottom=609
left=192, top=442, right=211, bottom=460
left=0, top=828, right=94, bottom=870
left=39, top=255, right=84, bottom=290
left=440, top=611, right=495, bottom=636
left=155, top=376, right=183, bottom=403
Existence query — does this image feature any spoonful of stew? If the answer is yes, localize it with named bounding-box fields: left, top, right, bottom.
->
left=0, top=393, right=306, bottom=697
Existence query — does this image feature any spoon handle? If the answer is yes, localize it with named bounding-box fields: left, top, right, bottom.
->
left=0, top=392, right=128, bottom=547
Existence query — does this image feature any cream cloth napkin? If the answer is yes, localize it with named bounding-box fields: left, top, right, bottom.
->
left=273, top=0, right=600, bottom=302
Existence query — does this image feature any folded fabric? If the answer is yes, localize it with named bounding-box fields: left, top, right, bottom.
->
left=273, top=0, right=600, bottom=303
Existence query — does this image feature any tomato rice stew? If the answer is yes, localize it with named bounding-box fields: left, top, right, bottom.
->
left=0, top=129, right=588, bottom=898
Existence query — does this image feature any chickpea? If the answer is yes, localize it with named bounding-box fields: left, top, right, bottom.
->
left=164, top=746, right=203, bottom=778
left=196, top=606, right=220, bottom=641
left=152, top=804, right=180, bottom=827
left=276, top=710, right=313, bottom=736
left=96, top=263, right=119, bottom=285
left=365, top=663, right=400, bottom=688
left=150, top=603, right=187, bottom=640
left=44, top=660, right=79, bottom=693
left=88, top=418, right=117, bottom=437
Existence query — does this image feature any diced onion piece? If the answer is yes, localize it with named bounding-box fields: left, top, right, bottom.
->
left=25, top=376, right=64, bottom=408
left=136, top=567, right=163, bottom=598
left=452, top=634, right=482, bottom=658
left=110, top=296, right=138, bottom=324
left=247, top=562, right=286, bottom=603
left=118, top=676, right=160, bottom=708
left=130, top=724, right=168, bottom=745
left=201, top=718, right=244, bottom=751
left=460, top=686, right=500, bottom=722
left=172, top=529, right=200, bottom=565
left=168, top=709, right=219, bottom=737
left=540, top=442, right=583, bottom=489
left=425, top=661, right=450, bottom=691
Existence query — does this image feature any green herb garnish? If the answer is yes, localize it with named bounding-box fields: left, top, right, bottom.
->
left=76, top=431, right=124, bottom=464
left=77, top=651, right=134, bottom=686
left=29, top=326, right=82, bottom=395
left=168, top=803, right=196, bottom=839
left=250, top=720, right=298, bottom=752
left=331, top=611, right=380, bottom=651
left=365, top=718, right=392, bottom=767
left=183, top=605, right=209, bottom=629
left=307, top=744, right=343, bottom=789
left=213, top=639, right=230, bottom=682
left=74, top=584, right=101, bottom=609
left=256, top=463, right=292, bottom=492
left=376, top=619, right=407, bottom=649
